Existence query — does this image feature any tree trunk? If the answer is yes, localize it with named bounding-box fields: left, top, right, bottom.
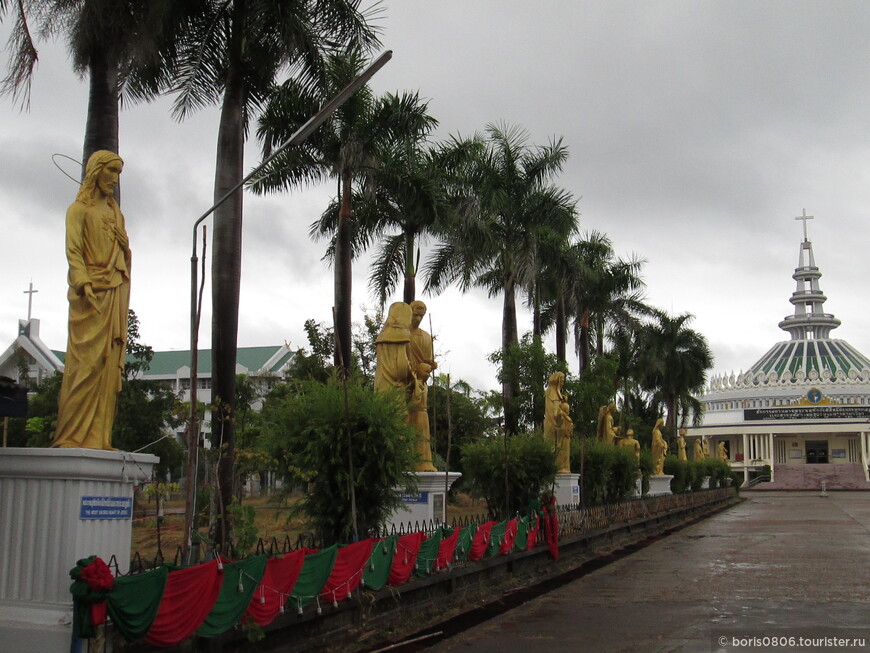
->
left=334, top=167, right=353, bottom=374
left=402, top=230, right=415, bottom=304
left=82, top=50, right=120, bottom=176
left=579, top=308, right=591, bottom=374
left=210, top=9, right=246, bottom=552
left=501, top=275, right=520, bottom=436
left=555, top=294, right=566, bottom=363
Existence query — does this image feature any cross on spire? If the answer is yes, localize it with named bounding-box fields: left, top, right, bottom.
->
left=796, top=208, right=814, bottom=242
left=23, top=280, right=38, bottom=321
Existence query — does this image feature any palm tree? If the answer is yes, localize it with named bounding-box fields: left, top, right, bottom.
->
left=0, top=0, right=184, bottom=166
left=564, top=232, right=647, bottom=373
left=639, top=310, right=713, bottom=431
left=426, top=123, right=577, bottom=435
left=165, top=2, right=378, bottom=549
left=255, top=52, right=435, bottom=370
left=365, top=135, right=480, bottom=306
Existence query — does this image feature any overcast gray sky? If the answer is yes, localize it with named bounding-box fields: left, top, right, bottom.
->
left=2, top=1, right=870, bottom=392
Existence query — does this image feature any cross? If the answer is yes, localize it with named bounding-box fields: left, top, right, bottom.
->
left=23, top=281, right=38, bottom=321
left=795, top=209, right=814, bottom=242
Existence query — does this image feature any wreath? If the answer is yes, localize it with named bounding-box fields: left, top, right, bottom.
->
left=69, top=556, right=115, bottom=638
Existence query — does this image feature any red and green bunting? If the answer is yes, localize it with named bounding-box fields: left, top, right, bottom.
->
left=72, top=516, right=544, bottom=645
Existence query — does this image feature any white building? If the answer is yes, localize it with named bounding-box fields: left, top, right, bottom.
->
left=687, top=217, right=870, bottom=490
left=0, top=317, right=294, bottom=441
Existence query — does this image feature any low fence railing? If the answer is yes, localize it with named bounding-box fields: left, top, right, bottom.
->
left=122, top=487, right=735, bottom=575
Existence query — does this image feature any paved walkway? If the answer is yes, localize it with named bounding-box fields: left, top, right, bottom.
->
left=429, top=492, right=870, bottom=653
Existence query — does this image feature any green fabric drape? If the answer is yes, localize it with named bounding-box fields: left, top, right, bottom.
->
left=453, top=523, right=477, bottom=562
left=291, top=546, right=338, bottom=609
left=487, top=520, right=508, bottom=557
left=196, top=556, right=268, bottom=638
left=515, top=515, right=530, bottom=552
left=414, top=531, right=442, bottom=578
left=107, top=566, right=169, bottom=642
left=363, top=536, right=397, bottom=591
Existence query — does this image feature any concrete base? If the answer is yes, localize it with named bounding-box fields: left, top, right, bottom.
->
left=553, top=472, right=580, bottom=506
left=648, top=474, right=674, bottom=496
left=0, top=447, right=157, bottom=652
left=388, top=471, right=462, bottom=529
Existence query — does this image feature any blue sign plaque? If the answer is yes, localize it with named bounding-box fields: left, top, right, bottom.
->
left=80, top=496, right=133, bottom=520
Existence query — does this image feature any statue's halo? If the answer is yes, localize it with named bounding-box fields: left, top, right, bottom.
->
left=52, top=153, right=83, bottom=185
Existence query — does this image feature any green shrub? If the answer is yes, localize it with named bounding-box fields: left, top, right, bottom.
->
left=259, top=379, right=418, bottom=543
left=572, top=438, right=640, bottom=504
left=461, top=432, right=557, bottom=520
left=664, top=456, right=689, bottom=493
left=687, top=460, right=705, bottom=490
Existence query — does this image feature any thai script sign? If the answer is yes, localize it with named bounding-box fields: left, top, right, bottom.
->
left=744, top=406, right=870, bottom=421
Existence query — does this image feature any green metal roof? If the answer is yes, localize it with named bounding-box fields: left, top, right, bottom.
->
left=135, top=346, right=292, bottom=376
left=749, top=338, right=870, bottom=379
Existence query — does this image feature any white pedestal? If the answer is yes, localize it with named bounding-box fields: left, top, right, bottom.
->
left=554, top=472, right=580, bottom=506
left=0, top=448, right=158, bottom=652
left=388, top=471, right=461, bottom=529
left=633, top=476, right=642, bottom=497
left=648, top=474, right=674, bottom=496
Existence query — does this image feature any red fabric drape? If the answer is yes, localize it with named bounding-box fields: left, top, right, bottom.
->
left=526, top=514, right=541, bottom=551
left=498, top=518, right=519, bottom=555
left=388, top=532, right=424, bottom=586
left=435, top=528, right=460, bottom=570
left=543, top=497, right=559, bottom=561
left=243, top=550, right=306, bottom=627
left=468, top=521, right=496, bottom=561
left=320, top=539, right=375, bottom=603
left=144, top=560, right=223, bottom=647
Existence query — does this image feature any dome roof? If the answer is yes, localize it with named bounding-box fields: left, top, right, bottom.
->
left=748, top=338, right=870, bottom=381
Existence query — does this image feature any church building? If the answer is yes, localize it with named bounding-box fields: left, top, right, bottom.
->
left=687, top=213, right=870, bottom=490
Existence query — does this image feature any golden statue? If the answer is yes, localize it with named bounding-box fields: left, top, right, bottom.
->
left=651, top=418, right=668, bottom=475
left=52, top=151, right=130, bottom=450
left=596, top=403, right=618, bottom=445
left=407, top=301, right=437, bottom=472
left=618, top=428, right=640, bottom=463
left=374, top=302, right=413, bottom=394
left=692, top=436, right=705, bottom=461
left=677, top=428, right=688, bottom=462
left=717, top=441, right=729, bottom=463
left=543, top=372, right=572, bottom=473
left=702, top=435, right=711, bottom=460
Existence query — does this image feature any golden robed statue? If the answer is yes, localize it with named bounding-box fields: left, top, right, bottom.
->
left=651, top=418, right=668, bottom=476
left=677, top=428, right=688, bottom=462
left=717, top=441, right=729, bottom=463
left=692, top=436, right=706, bottom=461
left=374, top=301, right=438, bottom=472
left=408, top=301, right=437, bottom=472
left=52, top=151, right=130, bottom=450
left=596, top=403, right=618, bottom=445
left=543, top=371, right=572, bottom=473
left=618, top=428, right=641, bottom=464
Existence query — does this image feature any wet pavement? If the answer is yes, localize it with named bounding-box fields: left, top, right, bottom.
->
left=427, top=492, right=870, bottom=653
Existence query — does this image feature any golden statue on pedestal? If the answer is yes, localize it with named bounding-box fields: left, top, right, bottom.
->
left=543, top=372, right=572, bottom=473
left=651, top=418, right=668, bottom=475
left=52, top=151, right=130, bottom=450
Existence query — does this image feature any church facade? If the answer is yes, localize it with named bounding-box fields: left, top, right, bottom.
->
left=686, top=217, right=870, bottom=490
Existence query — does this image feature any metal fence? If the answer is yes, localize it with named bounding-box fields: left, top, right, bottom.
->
left=121, top=487, right=734, bottom=575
